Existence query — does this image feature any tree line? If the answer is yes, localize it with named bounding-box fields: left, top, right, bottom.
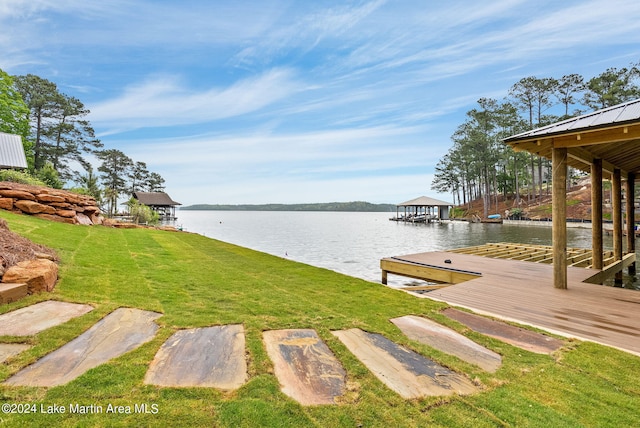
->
left=431, top=63, right=640, bottom=218
left=0, top=69, right=166, bottom=216
left=182, top=201, right=397, bottom=212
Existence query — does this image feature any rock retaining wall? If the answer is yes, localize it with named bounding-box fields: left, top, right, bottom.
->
left=0, top=181, right=103, bottom=225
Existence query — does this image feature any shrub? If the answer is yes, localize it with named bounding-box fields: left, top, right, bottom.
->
left=126, top=198, right=160, bottom=225
left=0, top=169, right=47, bottom=186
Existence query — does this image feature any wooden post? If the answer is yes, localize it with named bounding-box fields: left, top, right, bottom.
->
left=552, top=147, right=568, bottom=289
left=626, top=173, right=636, bottom=275
left=591, top=159, right=603, bottom=271
left=612, top=169, right=623, bottom=284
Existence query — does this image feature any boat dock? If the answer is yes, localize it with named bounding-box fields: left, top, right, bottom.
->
left=380, top=244, right=640, bottom=355
left=390, top=196, right=452, bottom=224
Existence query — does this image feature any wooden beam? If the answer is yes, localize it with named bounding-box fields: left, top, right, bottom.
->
left=551, top=124, right=640, bottom=148
left=552, top=147, right=568, bottom=289
left=568, top=147, right=620, bottom=176
left=591, top=159, right=603, bottom=270
left=612, top=168, right=623, bottom=284
left=380, top=259, right=479, bottom=285
left=626, top=172, right=636, bottom=275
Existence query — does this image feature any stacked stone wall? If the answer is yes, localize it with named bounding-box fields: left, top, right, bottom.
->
left=0, top=181, right=103, bottom=225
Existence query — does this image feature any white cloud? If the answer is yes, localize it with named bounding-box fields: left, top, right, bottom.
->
left=90, top=68, right=302, bottom=132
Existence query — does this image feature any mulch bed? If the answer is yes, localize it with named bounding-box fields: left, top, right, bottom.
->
left=0, top=218, right=58, bottom=274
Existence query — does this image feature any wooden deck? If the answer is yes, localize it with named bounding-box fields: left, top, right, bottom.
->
left=381, top=250, right=640, bottom=356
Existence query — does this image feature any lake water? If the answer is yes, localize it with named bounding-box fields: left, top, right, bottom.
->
left=176, top=210, right=637, bottom=289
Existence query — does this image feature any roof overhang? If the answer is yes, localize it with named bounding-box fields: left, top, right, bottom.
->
left=503, top=99, right=640, bottom=179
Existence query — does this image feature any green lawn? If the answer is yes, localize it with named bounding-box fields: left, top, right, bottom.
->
left=1, top=210, right=639, bottom=427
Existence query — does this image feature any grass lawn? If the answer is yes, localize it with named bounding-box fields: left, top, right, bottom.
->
left=0, top=210, right=639, bottom=427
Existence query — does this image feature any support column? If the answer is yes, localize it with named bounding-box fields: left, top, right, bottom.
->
left=552, top=147, right=568, bottom=290
left=591, top=159, right=603, bottom=271
left=612, top=169, right=623, bottom=284
left=626, top=173, right=636, bottom=275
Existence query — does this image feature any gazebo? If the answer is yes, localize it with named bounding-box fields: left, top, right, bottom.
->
left=504, top=99, right=639, bottom=289
left=393, top=196, right=452, bottom=223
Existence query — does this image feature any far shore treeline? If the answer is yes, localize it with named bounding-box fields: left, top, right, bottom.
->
left=181, top=201, right=396, bottom=212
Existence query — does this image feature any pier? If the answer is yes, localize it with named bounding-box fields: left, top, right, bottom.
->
left=380, top=246, right=640, bottom=356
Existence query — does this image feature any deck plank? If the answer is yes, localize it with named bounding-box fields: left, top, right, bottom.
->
left=384, top=251, right=640, bottom=356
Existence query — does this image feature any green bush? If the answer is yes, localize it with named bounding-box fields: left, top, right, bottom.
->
left=509, top=207, right=523, bottom=219
left=0, top=169, right=47, bottom=185
left=450, top=207, right=465, bottom=218
left=126, top=198, right=160, bottom=225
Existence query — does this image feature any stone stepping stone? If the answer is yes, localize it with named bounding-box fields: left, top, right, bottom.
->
left=0, top=300, right=93, bottom=336
left=263, top=329, right=346, bottom=405
left=442, top=308, right=564, bottom=354
left=391, top=315, right=502, bottom=372
left=0, top=344, right=30, bottom=363
left=332, top=328, right=477, bottom=399
left=144, top=324, right=247, bottom=390
left=5, top=308, right=161, bottom=387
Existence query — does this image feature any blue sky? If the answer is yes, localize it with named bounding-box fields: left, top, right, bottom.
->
left=2, top=0, right=640, bottom=206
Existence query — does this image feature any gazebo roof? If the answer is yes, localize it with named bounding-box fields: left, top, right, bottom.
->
left=133, top=191, right=181, bottom=206
left=504, top=98, right=640, bottom=177
left=397, top=196, right=452, bottom=207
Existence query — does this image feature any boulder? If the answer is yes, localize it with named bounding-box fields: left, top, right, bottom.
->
left=0, top=189, right=35, bottom=200
left=91, top=213, right=104, bottom=225
left=0, top=198, right=14, bottom=210
left=2, top=259, right=59, bottom=294
left=35, top=193, right=66, bottom=203
left=76, top=213, right=93, bottom=225
left=15, top=200, right=56, bottom=215
left=55, top=209, right=77, bottom=218
left=34, top=213, right=77, bottom=224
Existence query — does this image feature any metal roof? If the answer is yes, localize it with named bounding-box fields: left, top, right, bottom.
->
left=0, top=132, right=28, bottom=169
left=504, top=98, right=640, bottom=177
left=133, top=192, right=181, bottom=206
left=505, top=98, right=640, bottom=141
left=397, top=196, right=452, bottom=207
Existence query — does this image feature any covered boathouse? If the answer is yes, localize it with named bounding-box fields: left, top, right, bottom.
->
left=133, top=191, right=181, bottom=221
left=504, top=98, right=639, bottom=289
left=391, top=196, right=452, bottom=223
left=380, top=99, right=640, bottom=356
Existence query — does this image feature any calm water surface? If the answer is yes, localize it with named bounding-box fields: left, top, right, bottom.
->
left=177, top=210, right=637, bottom=288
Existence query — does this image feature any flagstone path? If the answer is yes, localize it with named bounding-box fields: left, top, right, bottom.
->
left=1, top=300, right=572, bottom=402
left=145, top=325, right=247, bottom=390
left=0, top=300, right=93, bottom=336
left=442, top=308, right=564, bottom=354
left=391, top=315, right=502, bottom=372
left=332, top=328, right=477, bottom=399
left=263, top=329, right=346, bottom=405
left=5, top=308, right=161, bottom=387
left=0, top=344, right=30, bottom=363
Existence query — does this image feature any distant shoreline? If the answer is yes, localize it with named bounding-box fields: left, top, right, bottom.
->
left=180, top=201, right=396, bottom=212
